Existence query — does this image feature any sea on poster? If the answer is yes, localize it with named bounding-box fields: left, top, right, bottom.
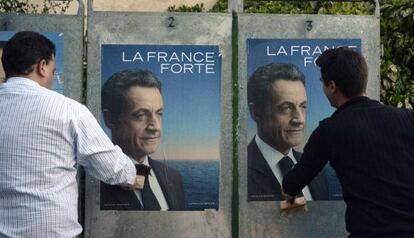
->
left=0, top=31, right=64, bottom=94
left=100, top=44, right=221, bottom=211
left=247, top=39, right=361, bottom=200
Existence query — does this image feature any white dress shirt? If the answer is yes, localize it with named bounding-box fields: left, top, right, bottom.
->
left=132, top=156, right=169, bottom=211
left=0, top=77, right=136, bottom=237
left=255, top=135, right=313, bottom=200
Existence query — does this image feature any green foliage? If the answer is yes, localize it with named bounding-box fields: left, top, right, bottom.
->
left=0, top=0, right=72, bottom=14
left=380, top=0, right=413, bottom=109
left=209, top=0, right=227, bottom=12
left=244, top=1, right=314, bottom=14
left=209, top=0, right=374, bottom=14
left=167, top=1, right=226, bottom=13
left=0, top=0, right=36, bottom=13
left=167, top=3, right=205, bottom=12
left=243, top=1, right=374, bottom=14
left=316, top=1, right=374, bottom=15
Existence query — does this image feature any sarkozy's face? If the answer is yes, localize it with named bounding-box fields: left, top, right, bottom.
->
left=111, top=86, right=163, bottom=162
left=256, top=79, right=307, bottom=154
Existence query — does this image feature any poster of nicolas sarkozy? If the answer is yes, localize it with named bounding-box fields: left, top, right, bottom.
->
left=247, top=39, right=361, bottom=202
left=100, top=44, right=220, bottom=211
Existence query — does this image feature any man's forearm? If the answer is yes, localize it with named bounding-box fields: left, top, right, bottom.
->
left=282, top=125, right=330, bottom=196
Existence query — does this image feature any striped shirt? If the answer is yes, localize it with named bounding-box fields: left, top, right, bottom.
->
left=0, top=77, right=136, bottom=238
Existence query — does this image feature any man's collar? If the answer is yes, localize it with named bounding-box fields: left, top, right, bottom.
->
left=255, top=135, right=294, bottom=167
left=5, top=77, right=40, bottom=87
left=131, top=156, right=149, bottom=166
left=332, top=96, right=371, bottom=116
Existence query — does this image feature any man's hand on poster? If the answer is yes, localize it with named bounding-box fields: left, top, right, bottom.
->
left=280, top=187, right=307, bottom=213
left=281, top=188, right=295, bottom=204
left=123, top=175, right=145, bottom=190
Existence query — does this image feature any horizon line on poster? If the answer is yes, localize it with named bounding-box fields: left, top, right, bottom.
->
left=266, top=44, right=358, bottom=67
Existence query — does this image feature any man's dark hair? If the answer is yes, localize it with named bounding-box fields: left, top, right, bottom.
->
left=1, top=31, right=56, bottom=80
left=316, top=47, right=368, bottom=98
left=101, top=69, right=162, bottom=118
left=247, top=63, right=305, bottom=114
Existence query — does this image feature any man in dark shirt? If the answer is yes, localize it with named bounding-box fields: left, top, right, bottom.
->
left=282, top=47, right=414, bottom=237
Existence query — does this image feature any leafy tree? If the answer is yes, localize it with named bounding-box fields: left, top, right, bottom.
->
left=0, top=0, right=72, bottom=14
left=209, top=0, right=227, bottom=12
left=380, top=0, right=413, bottom=109
left=167, top=3, right=205, bottom=12
left=209, top=0, right=374, bottom=14
left=209, top=1, right=374, bottom=15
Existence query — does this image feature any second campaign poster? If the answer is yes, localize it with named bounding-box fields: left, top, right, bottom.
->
left=247, top=39, right=361, bottom=201
left=100, top=44, right=221, bottom=211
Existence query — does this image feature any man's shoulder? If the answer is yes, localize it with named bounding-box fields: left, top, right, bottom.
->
left=326, top=99, right=411, bottom=125
left=40, top=89, right=85, bottom=110
left=21, top=87, right=89, bottom=122
left=50, top=93, right=92, bottom=118
left=247, top=138, right=262, bottom=166
left=247, top=138, right=260, bottom=158
left=247, top=138, right=271, bottom=176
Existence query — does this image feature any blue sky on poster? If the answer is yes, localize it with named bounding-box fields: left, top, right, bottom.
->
left=0, top=31, right=64, bottom=94
left=101, top=45, right=221, bottom=161
left=247, top=39, right=361, bottom=148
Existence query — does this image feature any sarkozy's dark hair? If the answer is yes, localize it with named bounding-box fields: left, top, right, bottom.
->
left=101, top=69, right=161, bottom=118
left=247, top=63, right=305, bottom=115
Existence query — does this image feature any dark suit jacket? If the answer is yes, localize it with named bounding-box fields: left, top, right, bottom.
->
left=248, top=138, right=329, bottom=201
left=100, top=158, right=185, bottom=210
left=283, top=96, right=414, bottom=237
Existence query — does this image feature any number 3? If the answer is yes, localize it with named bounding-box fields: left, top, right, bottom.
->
left=306, top=20, right=313, bottom=31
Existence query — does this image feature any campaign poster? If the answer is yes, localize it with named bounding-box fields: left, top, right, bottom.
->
left=100, top=45, right=221, bottom=211
left=0, top=31, right=64, bottom=94
left=247, top=39, right=361, bottom=201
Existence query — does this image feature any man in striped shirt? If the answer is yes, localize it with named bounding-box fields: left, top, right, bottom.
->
left=0, top=31, right=136, bottom=237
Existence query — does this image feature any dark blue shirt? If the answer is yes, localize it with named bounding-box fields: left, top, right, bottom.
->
left=283, top=96, right=414, bottom=238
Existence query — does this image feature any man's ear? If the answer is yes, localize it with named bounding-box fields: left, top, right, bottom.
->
left=249, top=102, right=260, bottom=122
left=327, top=80, right=337, bottom=94
left=37, top=59, right=48, bottom=78
left=102, top=109, right=115, bottom=129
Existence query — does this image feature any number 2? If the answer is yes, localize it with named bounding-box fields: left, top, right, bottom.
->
left=168, top=17, right=175, bottom=28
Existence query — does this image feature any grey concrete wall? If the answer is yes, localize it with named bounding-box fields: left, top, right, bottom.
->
left=0, top=8, right=85, bottom=102
left=84, top=11, right=233, bottom=238
left=238, top=13, right=380, bottom=238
